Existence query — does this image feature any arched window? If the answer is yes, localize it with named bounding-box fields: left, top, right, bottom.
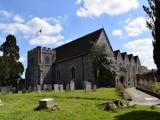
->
left=71, top=67, right=75, bottom=79
left=45, top=56, right=50, bottom=64
left=57, top=70, right=60, bottom=83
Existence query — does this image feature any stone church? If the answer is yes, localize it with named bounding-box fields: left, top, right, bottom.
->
left=25, top=28, right=142, bottom=89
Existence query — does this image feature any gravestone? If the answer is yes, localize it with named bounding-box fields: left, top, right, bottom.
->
left=1, top=87, right=8, bottom=95
left=84, top=81, right=87, bottom=87
left=43, top=84, right=48, bottom=91
left=70, top=81, right=75, bottom=91
left=12, top=87, right=18, bottom=93
left=33, top=86, right=37, bottom=91
left=66, top=83, right=70, bottom=91
left=85, top=82, right=92, bottom=92
left=37, top=85, right=41, bottom=93
left=22, top=89, right=26, bottom=93
left=54, top=84, right=59, bottom=92
left=93, top=85, right=97, bottom=91
left=7, top=86, right=11, bottom=92
left=28, top=86, right=32, bottom=93
left=60, top=84, right=64, bottom=92
left=47, top=84, right=52, bottom=91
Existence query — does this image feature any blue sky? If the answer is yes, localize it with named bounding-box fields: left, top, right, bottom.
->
left=0, top=0, right=156, bottom=77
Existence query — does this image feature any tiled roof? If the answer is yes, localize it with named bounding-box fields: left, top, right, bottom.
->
left=55, top=28, right=104, bottom=62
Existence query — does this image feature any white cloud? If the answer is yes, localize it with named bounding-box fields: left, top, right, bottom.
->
left=125, top=17, right=148, bottom=36
left=123, top=38, right=156, bottom=69
left=25, top=17, right=63, bottom=35
left=30, top=34, right=64, bottom=45
left=19, top=56, right=25, bottom=62
left=76, top=0, right=82, bottom=4
left=13, top=15, right=25, bottom=23
left=112, top=29, right=122, bottom=36
left=0, top=16, right=64, bottom=45
left=0, top=17, right=63, bottom=35
left=0, top=10, right=12, bottom=18
left=76, top=0, right=139, bottom=17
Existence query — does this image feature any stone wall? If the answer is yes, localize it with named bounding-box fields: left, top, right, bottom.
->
left=54, top=54, right=94, bottom=89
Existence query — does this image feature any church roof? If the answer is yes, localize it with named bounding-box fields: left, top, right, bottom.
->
left=134, top=56, right=138, bottom=62
left=114, top=50, right=120, bottom=58
left=55, top=28, right=105, bottom=62
left=121, top=52, right=127, bottom=60
left=128, top=54, right=133, bottom=61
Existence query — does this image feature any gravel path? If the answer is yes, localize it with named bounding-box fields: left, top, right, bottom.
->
left=126, top=87, right=160, bottom=106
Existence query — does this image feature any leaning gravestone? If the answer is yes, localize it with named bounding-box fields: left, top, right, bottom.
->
left=47, top=84, right=52, bottom=91
left=85, top=82, right=92, bottom=92
left=37, top=85, right=41, bottom=93
left=43, top=84, right=48, bottom=91
left=1, top=87, right=8, bottom=95
left=54, top=84, right=59, bottom=92
left=70, top=81, right=75, bottom=91
left=60, top=84, right=64, bottom=92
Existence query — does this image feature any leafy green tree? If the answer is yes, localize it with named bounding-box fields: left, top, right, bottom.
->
left=90, top=43, right=118, bottom=87
left=0, top=35, right=24, bottom=87
left=0, top=57, right=11, bottom=86
left=143, top=0, right=160, bottom=74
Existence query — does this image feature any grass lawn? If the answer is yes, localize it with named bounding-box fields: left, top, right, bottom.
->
left=0, top=88, right=160, bottom=120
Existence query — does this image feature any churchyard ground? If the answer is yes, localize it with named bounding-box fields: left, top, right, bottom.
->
left=0, top=88, right=160, bottom=120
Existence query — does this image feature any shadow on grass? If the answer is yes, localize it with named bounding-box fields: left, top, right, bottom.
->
left=115, top=110, right=160, bottom=120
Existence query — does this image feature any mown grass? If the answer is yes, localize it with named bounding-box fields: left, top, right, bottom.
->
left=0, top=88, right=160, bottom=120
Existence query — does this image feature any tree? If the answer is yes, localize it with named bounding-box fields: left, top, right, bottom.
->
left=0, top=57, right=11, bottom=86
left=90, top=43, right=118, bottom=87
left=0, top=35, right=24, bottom=87
left=143, top=0, right=160, bottom=74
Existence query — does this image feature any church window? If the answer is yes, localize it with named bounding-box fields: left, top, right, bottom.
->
left=45, top=56, right=50, bottom=64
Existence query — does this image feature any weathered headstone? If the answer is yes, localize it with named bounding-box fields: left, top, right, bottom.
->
left=37, top=85, right=41, bottom=93
left=22, top=89, right=26, bottom=93
left=47, top=84, right=52, bottom=91
left=93, top=85, right=97, bottom=91
left=85, top=82, right=92, bottom=92
left=54, top=84, right=59, bottom=92
left=43, top=84, right=48, bottom=91
left=12, top=87, right=18, bottom=93
left=60, top=84, right=64, bottom=92
left=1, top=87, right=8, bottom=95
left=84, top=81, right=87, bottom=87
left=70, top=81, right=75, bottom=91
left=7, top=86, right=11, bottom=92
left=28, top=86, right=32, bottom=93
left=66, top=83, right=70, bottom=91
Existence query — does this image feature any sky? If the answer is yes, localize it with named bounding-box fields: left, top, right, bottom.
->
left=0, top=0, right=156, bottom=78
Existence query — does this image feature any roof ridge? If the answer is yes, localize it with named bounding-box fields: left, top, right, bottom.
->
left=54, top=28, right=103, bottom=50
